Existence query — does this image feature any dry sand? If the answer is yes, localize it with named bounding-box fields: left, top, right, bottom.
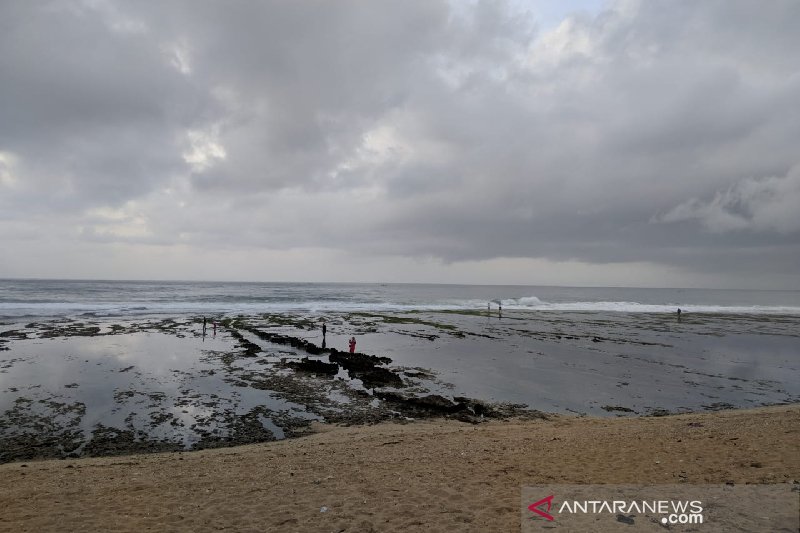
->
left=1, top=405, right=798, bottom=532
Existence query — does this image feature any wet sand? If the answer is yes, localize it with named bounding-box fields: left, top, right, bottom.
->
left=1, top=404, right=797, bottom=532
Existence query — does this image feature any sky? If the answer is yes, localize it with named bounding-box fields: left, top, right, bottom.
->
left=1, top=0, right=798, bottom=289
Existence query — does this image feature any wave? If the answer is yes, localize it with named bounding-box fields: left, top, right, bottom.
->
left=496, top=298, right=800, bottom=314
left=499, top=296, right=543, bottom=306
left=2, top=297, right=800, bottom=319
left=0, top=300, right=479, bottom=318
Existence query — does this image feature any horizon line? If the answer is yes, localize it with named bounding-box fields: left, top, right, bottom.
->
left=0, top=276, right=794, bottom=292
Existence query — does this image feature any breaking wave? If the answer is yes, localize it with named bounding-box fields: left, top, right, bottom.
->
left=494, top=298, right=800, bottom=315
left=1, top=281, right=799, bottom=319
left=2, top=298, right=800, bottom=319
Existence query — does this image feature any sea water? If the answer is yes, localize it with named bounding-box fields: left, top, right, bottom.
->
left=1, top=279, right=799, bottom=459
left=1, top=279, right=799, bottom=319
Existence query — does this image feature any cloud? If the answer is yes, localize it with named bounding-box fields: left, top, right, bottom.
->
left=1, top=0, right=799, bottom=287
left=656, top=166, right=800, bottom=234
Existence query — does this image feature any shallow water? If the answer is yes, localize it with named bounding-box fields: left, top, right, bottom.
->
left=1, top=309, right=798, bottom=461
left=0, top=328, right=324, bottom=457
left=285, top=309, right=800, bottom=414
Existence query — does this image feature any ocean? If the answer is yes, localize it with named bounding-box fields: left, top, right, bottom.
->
left=1, top=279, right=799, bottom=461
left=1, top=279, right=799, bottom=319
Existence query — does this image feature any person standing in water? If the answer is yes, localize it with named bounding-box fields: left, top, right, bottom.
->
left=322, top=322, right=327, bottom=338
left=677, top=308, right=682, bottom=321
left=348, top=337, right=356, bottom=353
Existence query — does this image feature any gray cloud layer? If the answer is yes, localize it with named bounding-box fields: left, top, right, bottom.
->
left=1, top=0, right=798, bottom=287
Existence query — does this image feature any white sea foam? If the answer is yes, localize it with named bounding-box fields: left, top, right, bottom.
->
left=2, top=294, right=799, bottom=318
left=486, top=295, right=800, bottom=314
left=496, top=300, right=800, bottom=314
left=0, top=297, right=800, bottom=318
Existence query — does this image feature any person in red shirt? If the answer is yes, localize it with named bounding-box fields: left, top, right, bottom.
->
left=348, top=337, right=356, bottom=353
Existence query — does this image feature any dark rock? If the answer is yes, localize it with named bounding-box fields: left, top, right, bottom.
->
left=413, top=394, right=463, bottom=412
left=227, top=328, right=262, bottom=357
left=602, top=405, right=636, bottom=413
left=0, top=330, right=27, bottom=340
left=376, top=392, right=465, bottom=415
left=352, top=366, right=403, bottom=388
left=286, top=358, right=339, bottom=376
left=305, top=343, right=322, bottom=355
left=329, top=352, right=391, bottom=372
left=454, top=397, right=494, bottom=417
left=40, top=326, right=101, bottom=338
left=320, top=351, right=400, bottom=387
left=452, top=413, right=483, bottom=424
left=702, top=402, right=735, bottom=411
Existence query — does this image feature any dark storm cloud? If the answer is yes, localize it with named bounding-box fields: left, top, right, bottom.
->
left=0, top=2, right=218, bottom=209
left=1, top=0, right=798, bottom=285
left=355, top=0, right=800, bottom=277
left=133, top=0, right=454, bottom=192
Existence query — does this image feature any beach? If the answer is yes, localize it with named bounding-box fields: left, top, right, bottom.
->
left=5, top=0, right=800, bottom=528
left=1, top=308, right=799, bottom=462
left=1, top=281, right=799, bottom=530
left=1, top=404, right=798, bottom=532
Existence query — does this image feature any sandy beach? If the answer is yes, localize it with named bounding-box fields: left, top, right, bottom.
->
left=1, top=404, right=797, bottom=532
left=1, top=301, right=799, bottom=530
left=4, top=0, right=800, bottom=528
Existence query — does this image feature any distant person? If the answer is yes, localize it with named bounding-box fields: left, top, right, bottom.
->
left=202, top=317, right=207, bottom=334
left=212, top=320, right=217, bottom=336
left=348, top=336, right=356, bottom=353
left=677, top=308, right=682, bottom=321
left=322, top=322, right=327, bottom=338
